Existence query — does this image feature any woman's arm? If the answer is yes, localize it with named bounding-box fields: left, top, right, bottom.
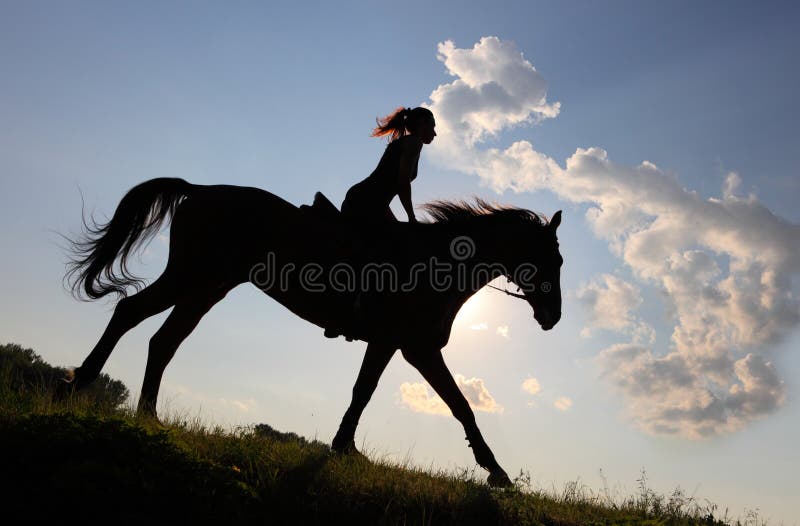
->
left=397, top=137, right=423, bottom=222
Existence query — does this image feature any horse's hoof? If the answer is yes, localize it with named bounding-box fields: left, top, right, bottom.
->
left=487, top=469, right=512, bottom=488
left=331, top=437, right=357, bottom=454
left=331, top=439, right=368, bottom=461
left=137, top=412, right=165, bottom=428
left=53, top=376, right=76, bottom=402
left=136, top=404, right=163, bottom=424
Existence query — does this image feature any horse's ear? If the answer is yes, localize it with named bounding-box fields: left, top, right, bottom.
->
left=549, top=210, right=562, bottom=231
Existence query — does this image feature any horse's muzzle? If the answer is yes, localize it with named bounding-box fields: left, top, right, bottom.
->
left=535, top=312, right=560, bottom=331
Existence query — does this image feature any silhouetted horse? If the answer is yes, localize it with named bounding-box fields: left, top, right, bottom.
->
left=64, top=178, right=563, bottom=487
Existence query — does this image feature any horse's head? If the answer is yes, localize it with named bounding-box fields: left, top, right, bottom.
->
left=507, top=210, right=563, bottom=331
left=424, top=199, right=564, bottom=331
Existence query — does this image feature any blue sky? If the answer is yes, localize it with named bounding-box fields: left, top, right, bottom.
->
left=1, top=1, right=799, bottom=523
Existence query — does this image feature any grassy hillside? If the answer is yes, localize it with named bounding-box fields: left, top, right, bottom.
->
left=0, top=343, right=741, bottom=525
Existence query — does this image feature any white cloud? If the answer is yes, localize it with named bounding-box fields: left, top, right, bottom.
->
left=399, top=374, right=503, bottom=415
left=554, top=397, right=573, bottom=411
left=424, top=37, right=800, bottom=437
left=597, top=344, right=785, bottom=438
left=470, top=322, right=488, bottom=331
left=228, top=398, right=257, bottom=413
left=576, top=274, right=655, bottom=343
left=496, top=325, right=510, bottom=338
left=432, top=37, right=560, bottom=146
left=398, top=382, right=450, bottom=415
left=522, top=377, right=541, bottom=396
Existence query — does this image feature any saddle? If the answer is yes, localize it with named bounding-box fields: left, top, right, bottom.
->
left=299, top=192, right=341, bottom=220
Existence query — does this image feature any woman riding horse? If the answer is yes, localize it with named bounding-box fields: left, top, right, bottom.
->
left=61, top=103, right=563, bottom=487
left=341, top=106, right=436, bottom=223
left=326, top=107, right=436, bottom=337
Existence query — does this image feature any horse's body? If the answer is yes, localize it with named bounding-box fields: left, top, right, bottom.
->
left=65, top=178, right=563, bottom=486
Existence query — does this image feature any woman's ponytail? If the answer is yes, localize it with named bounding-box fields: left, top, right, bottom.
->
left=371, top=107, right=408, bottom=141
left=371, top=106, right=434, bottom=142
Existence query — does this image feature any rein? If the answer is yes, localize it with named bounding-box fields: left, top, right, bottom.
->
left=486, top=278, right=527, bottom=300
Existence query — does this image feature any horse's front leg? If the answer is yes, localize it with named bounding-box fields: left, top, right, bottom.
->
left=401, top=347, right=512, bottom=488
left=332, top=342, right=396, bottom=454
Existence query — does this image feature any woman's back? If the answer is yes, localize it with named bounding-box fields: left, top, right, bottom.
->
left=341, top=106, right=435, bottom=223
left=360, top=136, right=416, bottom=204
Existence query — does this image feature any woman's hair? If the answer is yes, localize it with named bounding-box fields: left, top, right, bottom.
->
left=371, top=106, right=433, bottom=141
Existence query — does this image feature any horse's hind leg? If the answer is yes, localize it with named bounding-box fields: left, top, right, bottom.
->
left=332, top=342, right=396, bottom=454
left=71, top=274, right=177, bottom=389
left=137, top=289, right=229, bottom=418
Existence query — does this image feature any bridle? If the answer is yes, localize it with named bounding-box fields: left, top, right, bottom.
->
left=486, top=275, right=527, bottom=300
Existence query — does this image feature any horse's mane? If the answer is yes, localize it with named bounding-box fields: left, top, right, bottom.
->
left=422, top=198, right=548, bottom=227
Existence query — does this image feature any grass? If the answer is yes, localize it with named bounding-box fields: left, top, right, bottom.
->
left=0, top=343, right=758, bottom=525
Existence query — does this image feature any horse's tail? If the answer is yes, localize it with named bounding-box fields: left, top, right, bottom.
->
left=65, top=178, right=194, bottom=300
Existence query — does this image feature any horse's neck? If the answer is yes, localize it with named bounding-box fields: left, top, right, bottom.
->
left=431, top=221, right=513, bottom=308
left=450, top=221, right=513, bottom=265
